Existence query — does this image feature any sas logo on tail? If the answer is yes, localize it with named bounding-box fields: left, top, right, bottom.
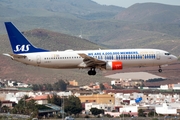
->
left=14, top=44, right=30, bottom=52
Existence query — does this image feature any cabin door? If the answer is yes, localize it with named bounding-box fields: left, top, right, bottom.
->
left=156, top=51, right=160, bottom=60
left=37, top=55, right=41, bottom=64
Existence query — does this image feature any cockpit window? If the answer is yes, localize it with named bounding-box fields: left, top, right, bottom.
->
left=165, top=53, right=171, bottom=55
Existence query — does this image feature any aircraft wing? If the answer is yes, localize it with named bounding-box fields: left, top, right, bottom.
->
left=78, top=53, right=106, bottom=68
left=3, top=53, right=26, bottom=58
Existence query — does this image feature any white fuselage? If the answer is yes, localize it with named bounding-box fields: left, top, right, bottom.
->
left=4, top=22, right=178, bottom=75
left=13, top=49, right=177, bottom=69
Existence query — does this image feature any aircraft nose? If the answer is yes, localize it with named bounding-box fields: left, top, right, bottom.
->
left=172, top=55, right=178, bottom=62
left=168, top=55, right=178, bottom=63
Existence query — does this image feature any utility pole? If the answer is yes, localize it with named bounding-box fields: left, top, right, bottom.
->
left=62, top=95, right=64, bottom=120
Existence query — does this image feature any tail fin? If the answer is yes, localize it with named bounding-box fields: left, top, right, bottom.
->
left=4, top=22, right=49, bottom=54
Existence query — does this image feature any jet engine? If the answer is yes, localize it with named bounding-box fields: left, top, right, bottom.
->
left=106, top=61, right=123, bottom=70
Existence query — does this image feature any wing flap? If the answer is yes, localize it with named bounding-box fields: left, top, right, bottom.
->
left=78, top=53, right=105, bottom=67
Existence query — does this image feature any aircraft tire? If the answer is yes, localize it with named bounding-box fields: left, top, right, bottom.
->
left=92, top=70, right=96, bottom=75
left=158, top=69, right=162, bottom=73
left=88, top=70, right=92, bottom=75
left=88, top=69, right=96, bottom=75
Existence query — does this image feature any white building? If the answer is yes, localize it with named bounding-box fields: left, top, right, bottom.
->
left=111, top=80, right=122, bottom=86
left=5, top=93, right=19, bottom=103
left=155, top=103, right=178, bottom=115
left=57, top=91, right=72, bottom=97
left=114, top=92, right=143, bottom=106
left=159, top=84, right=169, bottom=90
left=7, top=80, right=30, bottom=88
left=17, top=82, right=29, bottom=87
left=120, top=105, right=138, bottom=113
left=7, top=80, right=15, bottom=87
left=173, top=83, right=180, bottom=90
left=85, top=102, right=114, bottom=112
left=28, top=94, right=52, bottom=105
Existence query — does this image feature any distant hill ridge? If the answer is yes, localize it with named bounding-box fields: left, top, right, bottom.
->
left=0, top=28, right=104, bottom=54
left=0, top=1, right=180, bottom=55
left=0, top=0, right=123, bottom=19
left=115, top=3, right=180, bottom=23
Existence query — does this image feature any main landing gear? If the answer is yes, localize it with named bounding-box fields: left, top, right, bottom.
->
left=88, top=68, right=96, bottom=75
left=158, top=66, right=162, bottom=73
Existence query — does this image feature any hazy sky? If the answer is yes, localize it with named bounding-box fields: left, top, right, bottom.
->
left=92, top=0, right=180, bottom=8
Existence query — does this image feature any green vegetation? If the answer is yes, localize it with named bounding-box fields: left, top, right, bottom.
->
left=152, top=118, right=158, bottom=120
left=99, top=83, right=105, bottom=91
left=0, top=94, right=82, bottom=119
left=0, top=0, right=180, bottom=86
left=11, top=98, right=38, bottom=118
left=138, top=109, right=146, bottom=117
left=64, top=96, right=82, bottom=116
left=147, top=78, right=166, bottom=82
left=120, top=113, right=131, bottom=117
left=32, top=79, right=67, bottom=91
left=47, top=95, right=82, bottom=117
left=47, top=94, right=62, bottom=106
left=90, top=108, right=104, bottom=116
left=0, top=1, right=179, bottom=120
left=148, top=110, right=158, bottom=117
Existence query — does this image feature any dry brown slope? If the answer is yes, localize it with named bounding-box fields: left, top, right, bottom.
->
left=0, top=29, right=111, bottom=85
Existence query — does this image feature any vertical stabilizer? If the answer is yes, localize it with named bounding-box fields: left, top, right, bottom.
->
left=5, top=22, right=49, bottom=54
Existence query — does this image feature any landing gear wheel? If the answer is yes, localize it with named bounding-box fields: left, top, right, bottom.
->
left=158, top=69, right=162, bottom=73
left=88, top=68, right=96, bottom=75
left=92, top=70, right=96, bottom=75
left=158, top=66, right=162, bottom=73
left=88, top=70, right=92, bottom=75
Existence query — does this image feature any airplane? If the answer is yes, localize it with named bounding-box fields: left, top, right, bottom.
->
left=3, top=22, right=178, bottom=75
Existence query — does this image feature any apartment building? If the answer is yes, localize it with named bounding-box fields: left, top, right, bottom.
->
left=79, top=94, right=115, bottom=104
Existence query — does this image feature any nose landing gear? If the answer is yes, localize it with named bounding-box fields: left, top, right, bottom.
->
left=88, top=68, right=96, bottom=75
left=158, top=66, right=162, bottom=73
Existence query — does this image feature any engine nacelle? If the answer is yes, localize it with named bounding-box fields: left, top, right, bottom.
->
left=106, top=61, right=123, bottom=70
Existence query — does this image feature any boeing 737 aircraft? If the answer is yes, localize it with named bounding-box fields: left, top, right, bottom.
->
left=3, top=22, right=178, bottom=75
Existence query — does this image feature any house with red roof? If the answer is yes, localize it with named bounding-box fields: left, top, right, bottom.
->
left=28, top=94, right=52, bottom=105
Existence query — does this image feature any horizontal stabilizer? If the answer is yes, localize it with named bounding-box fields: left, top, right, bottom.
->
left=3, top=53, right=26, bottom=58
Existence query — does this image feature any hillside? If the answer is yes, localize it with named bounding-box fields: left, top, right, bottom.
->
left=1, top=29, right=105, bottom=53
left=92, top=3, right=180, bottom=56
left=115, top=3, right=180, bottom=23
left=0, top=29, right=111, bottom=85
left=0, top=1, right=180, bottom=56
left=1, top=28, right=180, bottom=86
left=98, top=24, right=180, bottom=56
left=0, top=1, right=180, bottom=85
left=0, top=54, right=112, bottom=85
left=0, top=0, right=124, bottom=43
left=0, top=0, right=123, bottom=23
left=0, top=0, right=123, bottom=17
